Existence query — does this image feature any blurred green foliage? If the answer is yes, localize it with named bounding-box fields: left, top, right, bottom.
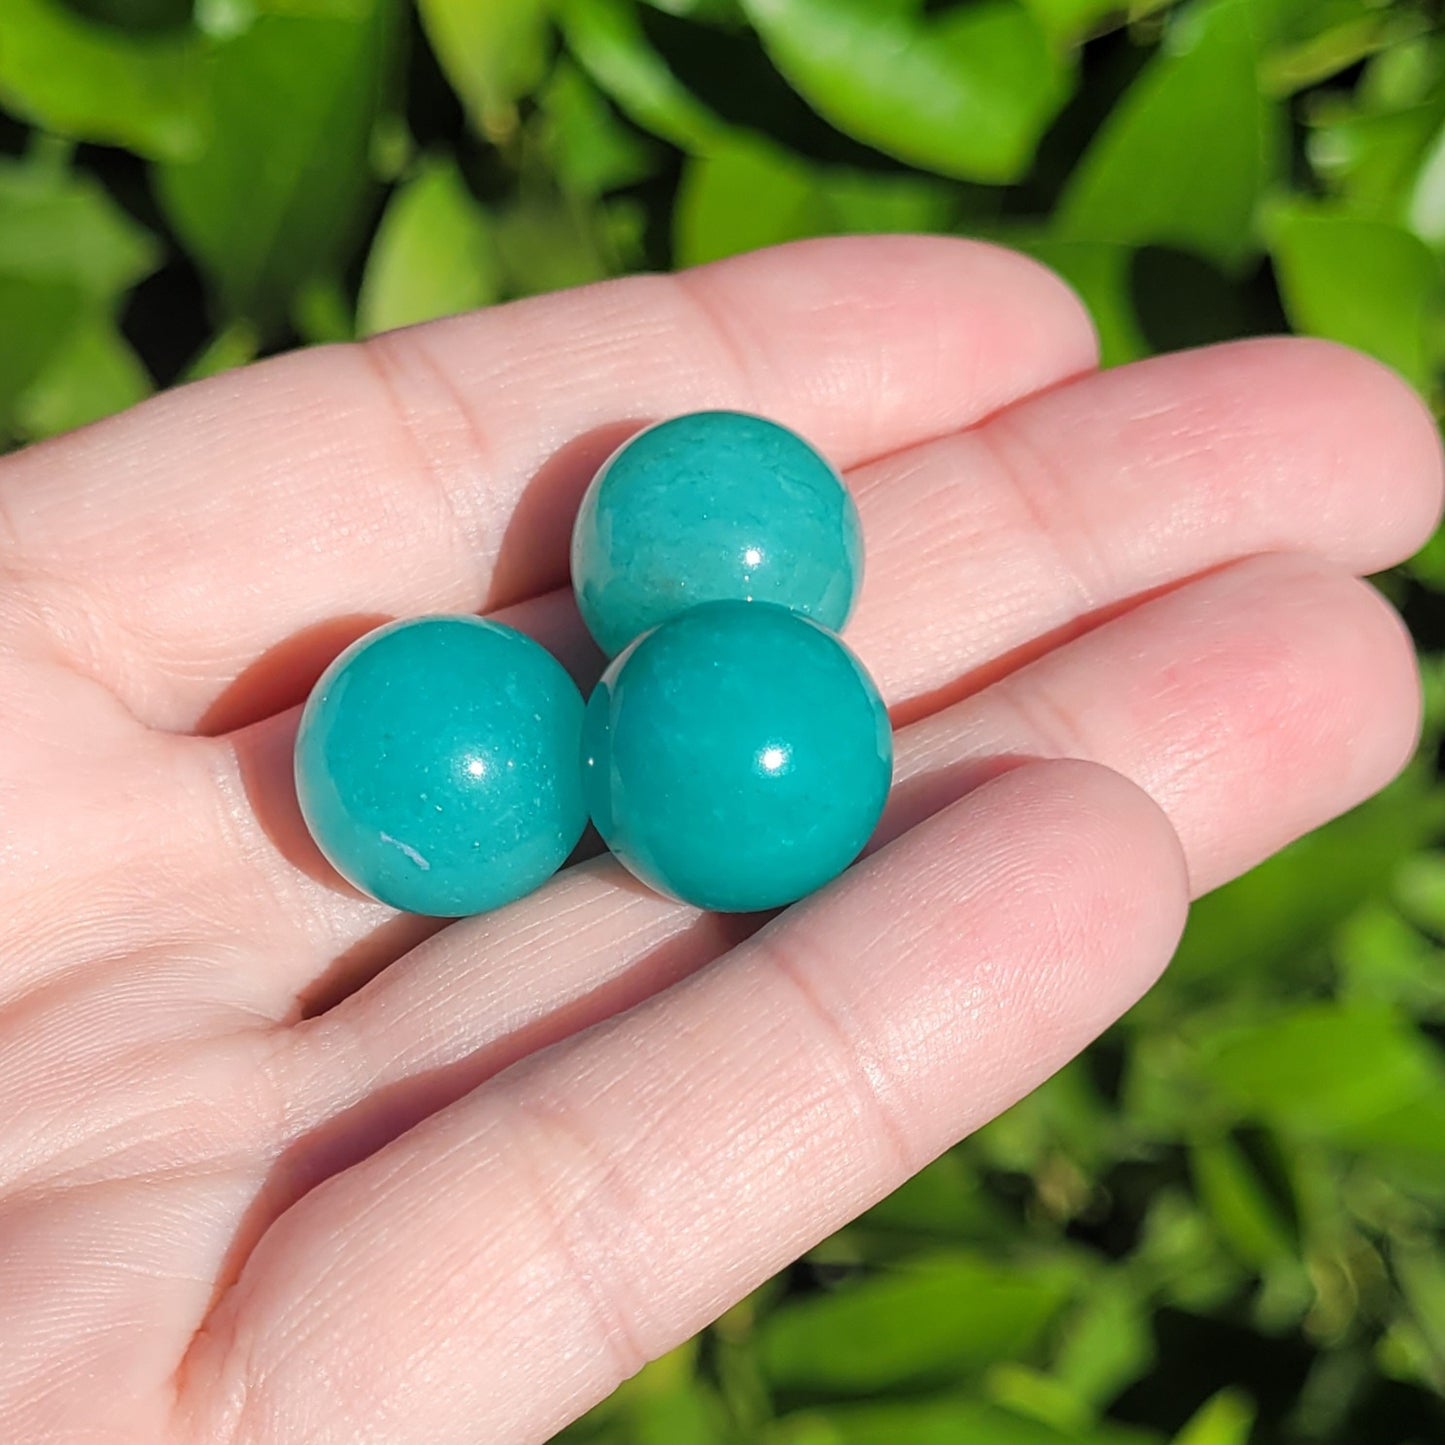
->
left=2, top=0, right=1445, bottom=1440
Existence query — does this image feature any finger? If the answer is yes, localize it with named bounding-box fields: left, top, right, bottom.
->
left=0, top=236, right=1096, bottom=732
left=850, top=335, right=1441, bottom=720
left=283, top=554, right=1415, bottom=1153
left=214, top=337, right=1441, bottom=979
left=179, top=760, right=1189, bottom=1443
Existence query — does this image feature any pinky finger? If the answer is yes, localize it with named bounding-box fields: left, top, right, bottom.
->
left=180, top=760, right=1188, bottom=1444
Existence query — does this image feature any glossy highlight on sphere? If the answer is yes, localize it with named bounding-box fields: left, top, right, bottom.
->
left=582, top=601, right=892, bottom=912
left=571, top=410, right=864, bottom=656
left=295, top=616, right=586, bottom=917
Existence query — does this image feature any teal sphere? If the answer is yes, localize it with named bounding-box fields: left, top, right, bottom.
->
left=582, top=602, right=892, bottom=912
left=295, top=616, right=586, bottom=916
left=571, top=410, right=864, bottom=657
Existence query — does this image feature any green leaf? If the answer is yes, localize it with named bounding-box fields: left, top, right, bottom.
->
left=416, top=0, right=552, bottom=140
left=0, top=159, right=158, bottom=432
left=985, top=1363, right=1093, bottom=1437
left=859, top=1151, right=1011, bottom=1243
left=767, top=1396, right=1161, bottom=1445
left=538, top=59, right=659, bottom=198
left=675, top=136, right=954, bottom=267
left=1307, top=100, right=1445, bottom=228
left=1058, top=0, right=1279, bottom=269
left=1266, top=201, right=1442, bottom=391
left=739, top=0, right=1069, bottom=183
left=156, top=0, right=394, bottom=328
left=0, top=0, right=207, bottom=160
left=971, top=1057, right=1118, bottom=1184
left=1132, top=1189, right=1248, bottom=1312
left=1407, top=120, right=1445, bottom=248
left=1192, top=1003, right=1445, bottom=1160
left=640, top=0, right=740, bottom=16
left=1172, top=1387, right=1256, bottom=1445
left=758, top=1251, right=1083, bottom=1393
left=492, top=186, right=617, bottom=296
left=357, top=158, right=498, bottom=336
left=14, top=317, right=151, bottom=439
left=1051, top=1276, right=1156, bottom=1408
left=1190, top=1134, right=1297, bottom=1271
left=182, top=318, right=261, bottom=382
left=1337, top=900, right=1445, bottom=1019
left=0, top=160, right=158, bottom=298
left=1260, top=1, right=1430, bottom=95
left=1022, top=0, right=1157, bottom=46
left=560, top=0, right=726, bottom=151
left=1394, top=850, right=1445, bottom=935
left=557, top=1340, right=728, bottom=1444
left=1392, top=1245, right=1445, bottom=1390
left=1143, top=772, right=1443, bottom=1014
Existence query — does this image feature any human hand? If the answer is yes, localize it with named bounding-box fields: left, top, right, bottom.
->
left=0, top=237, right=1437, bottom=1443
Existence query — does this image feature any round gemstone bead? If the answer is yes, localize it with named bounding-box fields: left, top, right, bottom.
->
left=295, top=616, right=586, bottom=917
left=571, top=410, right=863, bottom=657
left=582, top=601, right=892, bottom=912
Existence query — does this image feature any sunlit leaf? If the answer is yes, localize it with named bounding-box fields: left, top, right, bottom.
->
left=858, top=1151, right=1012, bottom=1243
left=1392, top=1245, right=1445, bottom=1394
left=1189, top=1134, right=1297, bottom=1271
left=556, top=1340, right=728, bottom=1444
left=1139, top=772, right=1444, bottom=1015
left=1307, top=99, right=1445, bottom=228
left=357, top=157, right=498, bottom=335
left=416, top=0, right=551, bottom=140
left=675, top=136, right=954, bottom=266
left=1190, top=1003, right=1445, bottom=1166
left=1172, top=1387, right=1256, bottom=1445
left=985, top=1363, right=1092, bottom=1438
left=1058, top=0, right=1280, bottom=268
left=766, top=1396, right=1161, bottom=1445
left=0, top=159, right=158, bottom=430
left=0, top=160, right=158, bottom=297
left=0, top=0, right=207, bottom=160
left=14, top=317, right=150, bottom=439
left=539, top=59, right=659, bottom=198
left=561, top=0, right=726, bottom=151
left=740, top=0, right=1069, bottom=183
left=156, top=0, right=394, bottom=327
left=759, top=1251, right=1084, bottom=1392
left=1261, top=0, right=1429, bottom=94
left=1021, top=0, right=1145, bottom=45
left=1267, top=200, right=1443, bottom=391
left=1051, top=1277, right=1155, bottom=1408
left=1337, top=901, right=1445, bottom=1019
left=493, top=186, right=617, bottom=296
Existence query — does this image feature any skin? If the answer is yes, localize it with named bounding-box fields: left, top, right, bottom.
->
left=0, top=235, right=1437, bottom=1443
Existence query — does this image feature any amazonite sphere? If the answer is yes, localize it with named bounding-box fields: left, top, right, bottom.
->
left=582, top=602, right=892, bottom=912
left=295, top=616, right=586, bottom=916
left=571, top=411, right=863, bottom=656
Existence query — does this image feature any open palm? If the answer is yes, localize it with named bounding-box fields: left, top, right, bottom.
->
left=0, top=237, right=1437, bottom=1443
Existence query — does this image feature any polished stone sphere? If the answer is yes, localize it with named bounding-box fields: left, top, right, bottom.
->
left=582, top=601, right=892, bottom=912
left=571, top=410, right=863, bottom=657
left=295, top=615, right=586, bottom=916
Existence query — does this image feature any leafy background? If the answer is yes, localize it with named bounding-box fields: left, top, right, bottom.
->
left=2, top=0, right=1445, bottom=1440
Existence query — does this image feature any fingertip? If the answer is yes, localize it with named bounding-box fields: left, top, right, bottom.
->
left=1224, top=337, right=1444, bottom=568
left=981, top=756, right=1191, bottom=959
left=683, top=234, right=1101, bottom=449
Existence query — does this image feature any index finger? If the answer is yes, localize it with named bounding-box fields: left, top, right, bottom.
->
left=0, top=236, right=1095, bottom=732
